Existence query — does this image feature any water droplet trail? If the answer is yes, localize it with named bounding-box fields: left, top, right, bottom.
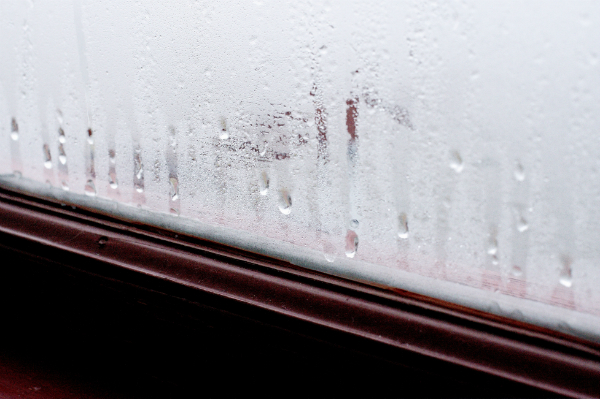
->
left=278, top=189, right=292, bottom=215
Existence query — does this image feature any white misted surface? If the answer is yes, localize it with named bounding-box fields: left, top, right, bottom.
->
left=1, top=0, right=599, bottom=341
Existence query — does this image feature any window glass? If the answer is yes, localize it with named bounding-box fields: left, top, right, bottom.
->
left=1, top=0, right=599, bottom=342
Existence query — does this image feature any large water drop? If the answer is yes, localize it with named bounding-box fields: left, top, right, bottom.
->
left=278, top=189, right=292, bottom=215
left=169, top=177, right=179, bottom=201
left=517, top=217, right=529, bottom=232
left=10, top=118, right=19, bottom=141
left=87, top=128, right=94, bottom=145
left=398, top=212, right=409, bottom=239
left=488, top=238, right=499, bottom=265
left=449, top=150, right=464, bottom=173
left=108, top=149, right=118, bottom=188
left=345, top=230, right=359, bottom=258
left=109, top=171, right=118, bottom=189
left=559, top=256, right=573, bottom=288
left=43, top=144, right=52, bottom=169
left=58, top=143, right=67, bottom=164
left=134, top=151, right=143, bottom=179
left=559, top=271, right=573, bottom=288
left=323, top=242, right=336, bottom=262
left=259, top=171, right=269, bottom=195
left=487, top=239, right=498, bottom=255
left=219, top=117, right=229, bottom=140
left=84, top=180, right=96, bottom=196
left=58, top=127, right=66, bottom=144
left=514, top=162, right=525, bottom=181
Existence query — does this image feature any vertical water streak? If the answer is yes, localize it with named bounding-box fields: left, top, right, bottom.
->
left=10, top=117, right=22, bottom=174
left=308, top=44, right=334, bottom=258
left=106, top=104, right=119, bottom=193
left=133, top=144, right=144, bottom=194
left=40, top=118, right=55, bottom=185
left=85, top=127, right=96, bottom=195
left=482, top=158, right=502, bottom=291
left=166, top=126, right=179, bottom=215
left=434, top=149, right=464, bottom=279
left=108, top=148, right=118, bottom=189
left=345, top=95, right=360, bottom=257
left=507, top=160, right=530, bottom=298
left=56, top=110, right=69, bottom=190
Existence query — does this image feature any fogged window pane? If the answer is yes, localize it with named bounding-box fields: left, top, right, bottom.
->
left=1, top=1, right=599, bottom=341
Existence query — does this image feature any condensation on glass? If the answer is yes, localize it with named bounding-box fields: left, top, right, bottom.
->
left=1, top=1, right=599, bottom=342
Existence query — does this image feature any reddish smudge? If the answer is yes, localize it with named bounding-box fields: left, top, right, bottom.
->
left=346, top=97, right=358, bottom=142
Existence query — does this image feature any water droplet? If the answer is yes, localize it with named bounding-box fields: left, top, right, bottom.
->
left=259, top=171, right=269, bottom=195
left=487, top=239, right=498, bottom=255
left=84, top=180, right=96, bottom=196
left=517, top=217, right=529, bottom=232
left=13, top=171, right=22, bottom=179
left=219, top=117, right=229, bottom=140
left=134, top=151, right=143, bottom=179
left=58, top=143, right=67, bottom=164
left=10, top=118, right=19, bottom=141
left=169, top=177, right=179, bottom=201
left=449, top=150, right=464, bottom=173
left=109, top=171, right=118, bottom=189
left=514, top=162, right=525, bottom=181
left=345, top=230, right=359, bottom=258
left=109, top=149, right=116, bottom=164
left=278, top=189, right=292, bottom=215
left=136, top=186, right=144, bottom=193
left=398, top=212, right=409, bottom=239
left=170, top=208, right=179, bottom=215
left=98, top=236, right=108, bottom=246
left=559, top=272, right=572, bottom=288
left=61, top=181, right=69, bottom=191
left=511, top=265, right=523, bottom=277
left=87, top=128, right=94, bottom=145
left=58, top=127, right=66, bottom=143
left=350, top=219, right=359, bottom=229
left=56, top=109, right=63, bottom=125
left=322, top=242, right=336, bottom=262
left=559, top=256, right=573, bottom=288
left=43, top=144, right=52, bottom=169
